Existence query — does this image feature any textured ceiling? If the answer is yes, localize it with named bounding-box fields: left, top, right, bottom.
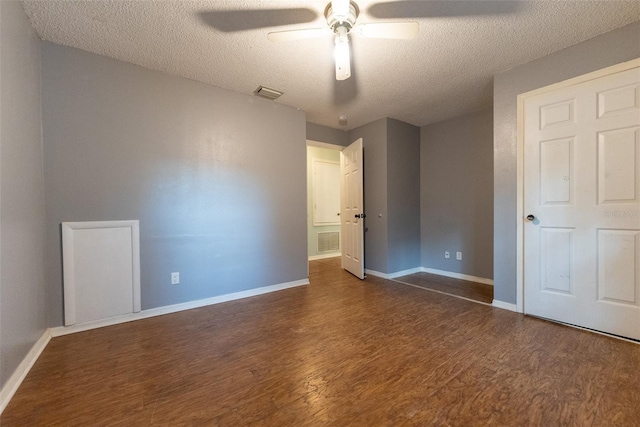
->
left=21, top=1, right=640, bottom=130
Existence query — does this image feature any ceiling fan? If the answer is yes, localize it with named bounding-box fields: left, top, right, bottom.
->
left=267, top=0, right=418, bottom=81
left=198, top=1, right=522, bottom=82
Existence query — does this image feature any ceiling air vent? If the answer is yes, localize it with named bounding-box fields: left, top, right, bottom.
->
left=254, top=86, right=283, bottom=101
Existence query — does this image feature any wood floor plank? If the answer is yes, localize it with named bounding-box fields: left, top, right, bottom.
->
left=2, top=257, right=639, bottom=426
left=395, top=271, right=494, bottom=304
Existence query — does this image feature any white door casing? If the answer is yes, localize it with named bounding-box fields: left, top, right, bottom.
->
left=341, top=138, right=365, bottom=279
left=523, top=64, right=640, bottom=340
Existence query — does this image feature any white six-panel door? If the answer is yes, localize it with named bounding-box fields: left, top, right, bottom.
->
left=341, top=138, right=365, bottom=279
left=524, top=65, right=640, bottom=340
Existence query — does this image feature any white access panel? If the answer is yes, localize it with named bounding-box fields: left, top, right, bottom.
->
left=62, top=220, right=141, bottom=326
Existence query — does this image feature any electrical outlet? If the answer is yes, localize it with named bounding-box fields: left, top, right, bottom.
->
left=444, top=251, right=450, bottom=259
left=456, top=252, right=462, bottom=260
left=171, top=272, right=180, bottom=285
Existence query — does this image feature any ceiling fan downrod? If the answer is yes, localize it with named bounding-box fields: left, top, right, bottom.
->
left=326, top=0, right=359, bottom=31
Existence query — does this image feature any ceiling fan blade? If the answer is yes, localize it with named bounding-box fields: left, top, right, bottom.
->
left=268, top=28, right=331, bottom=42
left=197, top=8, right=318, bottom=32
left=354, top=22, right=419, bottom=40
left=367, top=1, right=523, bottom=19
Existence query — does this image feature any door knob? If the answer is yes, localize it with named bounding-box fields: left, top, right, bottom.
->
left=355, top=213, right=367, bottom=219
left=526, top=214, right=535, bottom=221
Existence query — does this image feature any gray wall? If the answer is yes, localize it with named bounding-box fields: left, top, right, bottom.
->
left=348, top=118, right=421, bottom=275
left=0, top=1, right=48, bottom=387
left=387, top=119, right=421, bottom=273
left=306, top=122, right=349, bottom=147
left=421, top=108, right=494, bottom=279
left=493, top=21, right=640, bottom=304
left=349, top=118, right=389, bottom=273
left=41, top=43, right=308, bottom=326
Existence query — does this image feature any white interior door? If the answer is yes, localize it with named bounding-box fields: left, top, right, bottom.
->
left=524, top=65, right=640, bottom=340
left=341, top=138, right=365, bottom=279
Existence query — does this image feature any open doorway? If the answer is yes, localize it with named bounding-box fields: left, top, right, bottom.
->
left=307, top=140, right=344, bottom=261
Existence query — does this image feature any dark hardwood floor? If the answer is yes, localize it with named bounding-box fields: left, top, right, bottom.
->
left=3, top=257, right=639, bottom=426
left=394, top=271, right=494, bottom=304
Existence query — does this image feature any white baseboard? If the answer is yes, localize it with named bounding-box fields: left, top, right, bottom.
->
left=364, top=269, right=388, bottom=279
left=492, top=300, right=518, bottom=312
left=308, top=253, right=341, bottom=261
left=421, top=268, right=494, bottom=286
left=0, top=329, right=51, bottom=415
left=388, top=267, right=422, bottom=279
left=50, top=278, right=309, bottom=337
left=365, top=267, right=422, bottom=280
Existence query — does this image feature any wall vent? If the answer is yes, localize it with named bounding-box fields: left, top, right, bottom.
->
left=254, top=86, right=283, bottom=100
left=317, top=231, right=340, bottom=253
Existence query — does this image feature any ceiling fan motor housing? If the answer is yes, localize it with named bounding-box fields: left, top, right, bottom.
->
left=325, top=1, right=360, bottom=33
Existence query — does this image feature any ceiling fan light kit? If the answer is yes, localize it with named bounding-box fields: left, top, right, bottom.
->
left=326, top=1, right=358, bottom=81
left=334, top=25, right=351, bottom=80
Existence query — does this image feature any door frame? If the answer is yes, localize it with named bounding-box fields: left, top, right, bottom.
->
left=306, top=140, right=345, bottom=268
left=515, top=58, right=640, bottom=314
